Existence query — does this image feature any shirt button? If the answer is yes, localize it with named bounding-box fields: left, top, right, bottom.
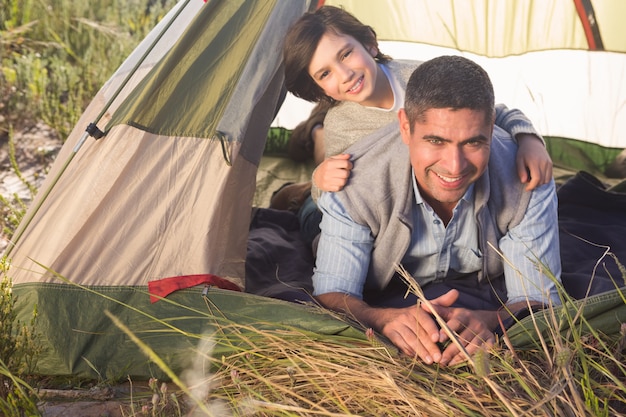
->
left=433, top=219, right=440, bottom=225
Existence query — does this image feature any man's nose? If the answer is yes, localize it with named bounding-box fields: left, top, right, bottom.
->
left=443, top=146, right=467, bottom=173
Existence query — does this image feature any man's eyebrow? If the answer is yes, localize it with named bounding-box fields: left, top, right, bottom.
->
left=421, top=134, right=490, bottom=144
left=422, top=134, right=448, bottom=142
left=462, top=134, right=490, bottom=144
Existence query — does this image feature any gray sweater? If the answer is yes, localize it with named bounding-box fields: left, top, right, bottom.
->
left=334, top=120, right=531, bottom=291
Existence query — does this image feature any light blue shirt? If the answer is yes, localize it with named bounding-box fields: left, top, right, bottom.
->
left=313, top=173, right=561, bottom=305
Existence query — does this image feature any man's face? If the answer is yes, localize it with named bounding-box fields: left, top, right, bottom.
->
left=399, top=107, right=493, bottom=215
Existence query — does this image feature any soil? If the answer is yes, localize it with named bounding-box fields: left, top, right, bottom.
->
left=0, top=122, right=61, bottom=192
left=36, top=381, right=183, bottom=417
left=0, top=122, right=62, bottom=251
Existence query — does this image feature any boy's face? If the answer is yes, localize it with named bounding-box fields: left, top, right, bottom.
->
left=308, top=32, right=389, bottom=108
left=399, top=107, right=493, bottom=215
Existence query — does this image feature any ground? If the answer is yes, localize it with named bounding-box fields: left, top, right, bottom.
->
left=36, top=381, right=183, bottom=417
left=0, top=122, right=62, bottom=252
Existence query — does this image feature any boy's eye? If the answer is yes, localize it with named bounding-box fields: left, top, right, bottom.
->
left=319, top=70, right=330, bottom=80
left=341, top=49, right=352, bottom=60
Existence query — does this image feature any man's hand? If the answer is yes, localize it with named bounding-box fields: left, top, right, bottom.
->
left=313, top=154, right=353, bottom=192
left=383, top=289, right=498, bottom=366
left=316, top=290, right=498, bottom=367
left=377, top=290, right=459, bottom=364
left=425, top=302, right=497, bottom=366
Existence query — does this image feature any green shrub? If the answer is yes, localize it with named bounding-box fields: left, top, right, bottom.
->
left=0, top=0, right=177, bottom=138
left=0, top=258, right=41, bottom=416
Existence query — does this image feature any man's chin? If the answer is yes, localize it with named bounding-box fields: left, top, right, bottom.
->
left=433, top=189, right=467, bottom=205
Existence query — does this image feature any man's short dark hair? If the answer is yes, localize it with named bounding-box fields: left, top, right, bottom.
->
left=404, top=55, right=495, bottom=130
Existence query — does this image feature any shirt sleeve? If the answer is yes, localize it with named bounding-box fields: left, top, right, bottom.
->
left=495, top=103, right=545, bottom=146
left=312, top=192, right=374, bottom=298
left=499, top=179, right=562, bottom=305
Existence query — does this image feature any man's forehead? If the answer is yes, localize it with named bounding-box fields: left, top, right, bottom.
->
left=409, top=108, right=493, bottom=142
left=413, top=108, right=491, bottom=125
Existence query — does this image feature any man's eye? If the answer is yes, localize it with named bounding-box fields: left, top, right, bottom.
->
left=466, top=140, right=484, bottom=147
left=428, top=139, right=443, bottom=145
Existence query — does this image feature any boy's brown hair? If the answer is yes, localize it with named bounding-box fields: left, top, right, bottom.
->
left=283, top=6, right=391, bottom=104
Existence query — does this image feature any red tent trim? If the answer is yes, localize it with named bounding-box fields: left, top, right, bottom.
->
left=148, top=273, right=241, bottom=303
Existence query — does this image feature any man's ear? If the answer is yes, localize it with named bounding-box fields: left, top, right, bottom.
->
left=398, top=108, right=411, bottom=145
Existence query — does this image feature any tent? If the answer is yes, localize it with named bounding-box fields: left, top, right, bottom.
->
left=7, top=0, right=626, bottom=379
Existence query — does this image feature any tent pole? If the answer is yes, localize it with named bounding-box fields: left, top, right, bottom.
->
left=4, top=0, right=196, bottom=257
left=572, top=0, right=604, bottom=50
left=89, top=0, right=197, bottom=133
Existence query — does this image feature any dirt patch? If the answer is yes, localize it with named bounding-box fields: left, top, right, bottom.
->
left=0, top=122, right=62, bottom=198
left=36, top=381, right=183, bottom=417
left=0, top=122, right=62, bottom=251
left=40, top=399, right=128, bottom=417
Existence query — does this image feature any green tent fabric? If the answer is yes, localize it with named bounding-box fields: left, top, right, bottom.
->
left=6, top=0, right=310, bottom=290
left=106, top=0, right=277, bottom=139
left=13, top=283, right=626, bottom=380
left=547, top=136, right=624, bottom=182
left=13, top=283, right=367, bottom=380
left=507, top=287, right=626, bottom=349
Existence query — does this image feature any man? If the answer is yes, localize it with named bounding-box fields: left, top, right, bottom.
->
left=312, top=55, right=561, bottom=366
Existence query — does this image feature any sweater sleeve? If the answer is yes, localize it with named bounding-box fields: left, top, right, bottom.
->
left=495, top=104, right=545, bottom=146
left=310, top=106, right=350, bottom=202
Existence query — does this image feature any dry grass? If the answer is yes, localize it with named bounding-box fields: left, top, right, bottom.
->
left=103, top=294, right=626, bottom=417
left=194, top=326, right=624, bottom=416
left=82, top=264, right=626, bottom=416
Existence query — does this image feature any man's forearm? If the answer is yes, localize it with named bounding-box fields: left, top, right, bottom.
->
left=315, top=292, right=387, bottom=331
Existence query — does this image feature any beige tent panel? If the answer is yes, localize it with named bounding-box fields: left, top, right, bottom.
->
left=10, top=122, right=253, bottom=288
